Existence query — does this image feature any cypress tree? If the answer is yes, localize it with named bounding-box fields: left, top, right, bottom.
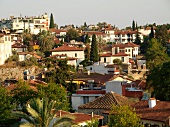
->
left=90, top=34, right=99, bottom=62
left=49, top=13, right=54, bottom=28
left=132, top=20, right=135, bottom=31
left=134, top=23, right=141, bottom=45
left=149, top=26, right=154, bottom=40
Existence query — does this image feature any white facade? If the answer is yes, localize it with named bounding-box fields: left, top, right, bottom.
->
left=106, top=81, right=127, bottom=95
left=0, top=34, right=12, bottom=65
left=0, top=13, right=49, bottom=35
left=85, top=63, right=117, bottom=74
left=51, top=49, right=84, bottom=66
left=100, top=55, right=129, bottom=64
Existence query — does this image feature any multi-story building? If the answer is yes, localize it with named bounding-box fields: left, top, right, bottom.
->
left=0, top=13, right=49, bottom=35
left=0, top=33, right=12, bottom=65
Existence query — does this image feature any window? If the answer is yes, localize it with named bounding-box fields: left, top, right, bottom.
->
left=121, top=57, right=124, bottom=62
left=83, top=96, right=89, bottom=104
left=8, top=37, right=10, bottom=41
left=104, top=57, right=106, bottom=63
left=5, top=37, right=7, bottom=41
left=90, top=67, right=92, bottom=70
left=128, top=49, right=130, bottom=52
left=75, top=53, right=77, bottom=57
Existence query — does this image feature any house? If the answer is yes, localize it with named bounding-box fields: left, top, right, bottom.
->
left=47, top=54, right=77, bottom=67
left=56, top=110, right=104, bottom=126
left=114, top=30, right=144, bottom=44
left=78, top=92, right=131, bottom=124
left=100, top=42, right=139, bottom=65
left=50, top=44, right=85, bottom=66
left=12, top=43, right=27, bottom=52
left=85, top=63, right=120, bottom=75
left=132, top=98, right=170, bottom=127
left=72, top=79, right=106, bottom=111
left=0, top=33, right=12, bottom=65
left=18, top=52, right=41, bottom=61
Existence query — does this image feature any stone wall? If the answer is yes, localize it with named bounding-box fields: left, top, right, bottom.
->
left=0, top=66, right=42, bottom=81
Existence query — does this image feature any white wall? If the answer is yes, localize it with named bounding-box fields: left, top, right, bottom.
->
left=52, top=50, right=84, bottom=65
left=106, top=81, right=127, bottom=95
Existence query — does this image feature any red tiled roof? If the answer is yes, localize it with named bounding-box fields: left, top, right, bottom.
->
left=74, top=73, right=115, bottom=85
left=78, top=92, right=131, bottom=109
left=12, top=43, right=27, bottom=48
left=51, top=45, right=84, bottom=52
left=85, top=31, right=106, bottom=36
left=18, top=52, right=41, bottom=59
left=56, top=110, right=103, bottom=124
left=112, top=42, right=139, bottom=48
left=132, top=100, right=170, bottom=123
left=114, top=30, right=138, bottom=35
left=100, top=52, right=129, bottom=57
left=49, top=28, right=67, bottom=34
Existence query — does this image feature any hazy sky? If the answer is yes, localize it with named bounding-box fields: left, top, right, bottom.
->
left=0, top=0, right=170, bottom=28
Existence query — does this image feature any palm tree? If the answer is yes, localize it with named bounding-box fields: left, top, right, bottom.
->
left=14, top=97, right=75, bottom=127
left=37, top=30, right=55, bottom=53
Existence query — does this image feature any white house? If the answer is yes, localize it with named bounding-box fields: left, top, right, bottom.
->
left=51, top=44, right=85, bottom=66
left=72, top=83, right=105, bottom=111
left=0, top=33, right=12, bottom=65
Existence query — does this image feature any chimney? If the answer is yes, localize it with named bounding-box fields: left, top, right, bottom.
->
left=87, top=70, right=90, bottom=75
left=148, top=98, right=156, bottom=108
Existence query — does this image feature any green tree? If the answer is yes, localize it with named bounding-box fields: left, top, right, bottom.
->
left=66, top=28, right=79, bottom=42
left=85, top=34, right=90, bottom=44
left=37, top=30, right=54, bottom=53
left=149, top=26, right=154, bottom=40
left=22, top=29, right=32, bottom=46
left=108, top=105, right=143, bottom=127
left=90, top=34, right=99, bottom=62
left=134, top=24, right=141, bottom=45
left=155, top=24, right=170, bottom=47
left=85, top=118, right=99, bottom=127
left=145, top=38, right=169, bottom=70
left=37, top=83, right=69, bottom=111
left=13, top=97, right=75, bottom=127
left=0, top=86, right=15, bottom=124
left=113, top=58, right=122, bottom=65
left=49, top=13, right=55, bottom=28
left=147, top=61, right=170, bottom=101
left=132, top=20, right=135, bottom=31
left=11, top=80, right=37, bottom=107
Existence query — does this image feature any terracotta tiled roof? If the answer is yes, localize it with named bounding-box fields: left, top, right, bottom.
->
left=74, top=73, right=115, bottom=85
left=56, top=110, right=103, bottom=124
left=49, top=28, right=67, bottom=34
left=18, top=52, right=41, bottom=59
left=112, top=42, right=139, bottom=48
left=85, top=31, right=106, bottom=36
left=12, top=43, right=27, bottom=48
left=114, top=30, right=138, bottom=35
left=132, top=100, right=170, bottom=123
left=78, top=92, right=130, bottom=109
left=100, top=52, right=129, bottom=57
left=51, top=45, right=84, bottom=52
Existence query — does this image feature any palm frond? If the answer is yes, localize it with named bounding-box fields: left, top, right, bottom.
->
left=13, top=111, right=35, bottom=124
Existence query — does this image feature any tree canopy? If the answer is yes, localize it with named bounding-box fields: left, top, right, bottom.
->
left=49, top=13, right=55, bottom=28
left=90, top=34, right=99, bottom=62
left=66, top=28, right=79, bottom=42
left=146, top=61, right=170, bottom=101
left=13, top=97, right=74, bottom=127
left=108, top=105, right=142, bottom=127
left=145, top=38, right=169, bottom=70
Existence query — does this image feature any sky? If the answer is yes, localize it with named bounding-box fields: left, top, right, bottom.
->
left=0, top=0, right=170, bottom=29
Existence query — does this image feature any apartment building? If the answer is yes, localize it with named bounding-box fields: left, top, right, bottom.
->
left=0, top=13, right=49, bottom=35
left=0, top=33, right=12, bottom=65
